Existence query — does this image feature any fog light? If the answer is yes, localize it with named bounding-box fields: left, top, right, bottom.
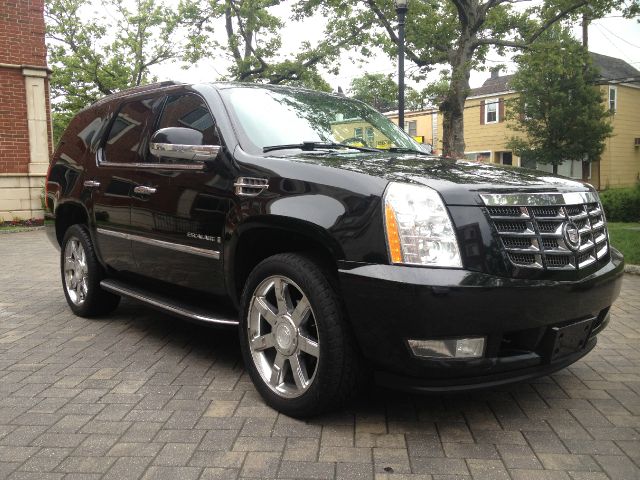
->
left=408, top=337, right=485, bottom=359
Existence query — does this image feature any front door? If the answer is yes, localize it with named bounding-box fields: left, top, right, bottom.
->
left=130, top=92, right=230, bottom=295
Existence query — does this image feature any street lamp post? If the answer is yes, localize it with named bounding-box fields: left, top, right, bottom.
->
left=395, top=0, right=408, bottom=132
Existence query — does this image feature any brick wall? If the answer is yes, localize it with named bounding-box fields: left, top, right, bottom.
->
left=0, top=0, right=47, bottom=66
left=0, top=69, right=30, bottom=174
left=0, top=0, right=49, bottom=176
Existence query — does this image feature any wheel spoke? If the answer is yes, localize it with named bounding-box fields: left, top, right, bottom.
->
left=77, top=250, right=87, bottom=272
left=255, top=297, right=278, bottom=326
left=298, top=335, right=319, bottom=357
left=250, top=333, right=275, bottom=352
left=290, top=353, right=309, bottom=390
left=269, top=353, right=286, bottom=387
left=291, top=296, right=311, bottom=327
left=273, top=278, right=291, bottom=315
left=64, top=255, right=74, bottom=271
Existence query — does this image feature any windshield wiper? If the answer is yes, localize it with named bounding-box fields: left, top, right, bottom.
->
left=387, top=146, right=433, bottom=156
left=263, top=141, right=380, bottom=153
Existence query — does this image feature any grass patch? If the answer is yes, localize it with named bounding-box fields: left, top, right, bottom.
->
left=608, top=222, right=640, bottom=265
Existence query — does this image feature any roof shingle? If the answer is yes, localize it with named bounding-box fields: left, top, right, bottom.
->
left=468, top=52, right=640, bottom=98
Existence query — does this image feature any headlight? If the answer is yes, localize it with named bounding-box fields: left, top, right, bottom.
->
left=383, top=182, right=462, bottom=267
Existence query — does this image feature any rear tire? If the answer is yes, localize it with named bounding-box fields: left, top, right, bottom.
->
left=60, top=224, right=120, bottom=317
left=239, top=253, right=362, bottom=417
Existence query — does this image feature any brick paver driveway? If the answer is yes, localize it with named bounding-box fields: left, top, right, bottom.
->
left=1, top=231, right=639, bottom=480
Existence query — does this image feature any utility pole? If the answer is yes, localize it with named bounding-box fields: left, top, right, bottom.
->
left=395, top=0, right=408, bottom=131
left=582, top=11, right=589, bottom=48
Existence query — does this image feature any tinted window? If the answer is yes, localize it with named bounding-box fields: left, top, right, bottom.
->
left=220, top=87, right=427, bottom=154
left=157, top=94, right=219, bottom=145
left=104, top=97, right=160, bottom=163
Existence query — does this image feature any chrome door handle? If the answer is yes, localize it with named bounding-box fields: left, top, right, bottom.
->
left=133, top=186, right=157, bottom=195
left=83, top=180, right=101, bottom=188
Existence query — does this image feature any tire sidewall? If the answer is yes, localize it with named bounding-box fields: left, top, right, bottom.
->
left=239, top=254, right=345, bottom=417
left=60, top=225, right=104, bottom=317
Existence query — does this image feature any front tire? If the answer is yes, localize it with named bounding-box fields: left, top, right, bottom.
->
left=61, top=224, right=120, bottom=317
left=239, top=253, right=362, bottom=417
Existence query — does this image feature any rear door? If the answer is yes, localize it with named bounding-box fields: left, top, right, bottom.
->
left=130, top=92, right=230, bottom=295
left=92, top=96, right=162, bottom=273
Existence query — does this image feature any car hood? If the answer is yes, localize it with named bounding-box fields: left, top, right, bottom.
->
left=288, top=152, right=593, bottom=205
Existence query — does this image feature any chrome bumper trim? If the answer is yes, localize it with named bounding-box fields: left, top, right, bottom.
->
left=480, top=191, right=599, bottom=206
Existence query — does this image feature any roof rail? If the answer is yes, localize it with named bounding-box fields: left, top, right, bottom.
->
left=91, top=80, right=184, bottom=107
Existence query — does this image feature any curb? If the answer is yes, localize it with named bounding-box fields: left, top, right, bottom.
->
left=0, top=226, right=45, bottom=235
left=625, top=264, right=640, bottom=275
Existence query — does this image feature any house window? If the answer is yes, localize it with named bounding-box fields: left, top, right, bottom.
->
left=485, top=99, right=498, bottom=124
left=354, top=127, right=363, bottom=139
left=365, top=127, right=374, bottom=145
left=536, top=159, right=588, bottom=180
left=464, top=151, right=491, bottom=163
left=499, top=152, right=513, bottom=166
left=405, top=120, right=417, bottom=137
left=609, top=86, right=617, bottom=113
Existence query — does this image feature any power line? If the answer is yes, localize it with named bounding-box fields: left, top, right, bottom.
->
left=594, top=24, right=635, bottom=64
left=596, top=23, right=640, bottom=49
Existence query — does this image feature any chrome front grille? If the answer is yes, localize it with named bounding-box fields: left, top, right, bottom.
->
left=481, top=192, right=609, bottom=271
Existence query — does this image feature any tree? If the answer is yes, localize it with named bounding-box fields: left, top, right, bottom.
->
left=46, top=0, right=183, bottom=141
left=506, top=30, right=613, bottom=174
left=306, top=0, right=637, bottom=157
left=349, top=73, right=398, bottom=111
left=179, top=0, right=349, bottom=89
left=348, top=73, right=435, bottom=112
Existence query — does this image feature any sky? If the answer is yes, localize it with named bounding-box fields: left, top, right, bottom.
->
left=150, top=3, right=640, bottom=93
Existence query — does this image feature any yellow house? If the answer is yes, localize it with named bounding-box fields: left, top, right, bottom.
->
left=387, top=53, right=640, bottom=190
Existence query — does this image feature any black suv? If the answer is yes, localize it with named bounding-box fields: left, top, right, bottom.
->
left=46, top=81, right=624, bottom=416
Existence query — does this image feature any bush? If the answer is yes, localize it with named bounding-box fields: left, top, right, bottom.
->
left=600, top=183, right=640, bottom=222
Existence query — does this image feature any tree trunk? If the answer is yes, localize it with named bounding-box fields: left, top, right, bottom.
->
left=441, top=43, right=473, bottom=158
left=553, top=163, right=558, bottom=175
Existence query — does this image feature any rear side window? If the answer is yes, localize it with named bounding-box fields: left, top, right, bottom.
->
left=103, top=97, right=161, bottom=164
left=157, top=93, right=219, bottom=145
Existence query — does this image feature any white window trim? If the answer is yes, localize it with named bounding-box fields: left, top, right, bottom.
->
left=485, top=98, right=499, bottom=124
left=609, top=85, right=617, bottom=113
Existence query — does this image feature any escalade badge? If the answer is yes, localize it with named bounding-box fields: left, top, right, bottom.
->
left=563, top=222, right=581, bottom=251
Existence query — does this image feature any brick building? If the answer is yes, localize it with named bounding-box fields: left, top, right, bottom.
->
left=0, top=0, right=52, bottom=221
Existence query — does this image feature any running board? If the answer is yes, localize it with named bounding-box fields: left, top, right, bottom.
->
left=100, top=279, right=239, bottom=326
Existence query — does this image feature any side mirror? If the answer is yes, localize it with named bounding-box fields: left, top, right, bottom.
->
left=150, top=127, right=221, bottom=162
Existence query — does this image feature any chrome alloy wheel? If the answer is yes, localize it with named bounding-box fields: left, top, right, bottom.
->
left=63, top=237, right=88, bottom=305
left=247, top=275, right=320, bottom=398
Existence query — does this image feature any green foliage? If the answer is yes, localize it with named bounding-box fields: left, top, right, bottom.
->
left=608, top=222, right=640, bottom=265
left=600, top=184, right=640, bottom=222
left=349, top=73, right=398, bottom=111
left=306, top=0, right=636, bottom=156
left=506, top=28, right=613, bottom=173
left=179, top=0, right=344, bottom=89
left=46, top=0, right=183, bottom=143
left=348, top=73, right=435, bottom=112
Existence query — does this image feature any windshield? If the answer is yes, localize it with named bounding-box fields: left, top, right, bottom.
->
left=220, top=86, right=428, bottom=155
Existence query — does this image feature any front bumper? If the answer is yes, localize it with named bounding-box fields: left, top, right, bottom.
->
left=338, top=249, right=624, bottom=392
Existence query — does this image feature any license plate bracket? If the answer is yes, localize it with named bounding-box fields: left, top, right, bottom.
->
left=543, top=317, right=594, bottom=362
